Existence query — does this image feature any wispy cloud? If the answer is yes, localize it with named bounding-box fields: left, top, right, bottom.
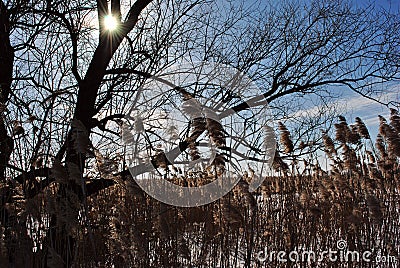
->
left=290, top=84, right=399, bottom=129
left=344, top=85, right=399, bottom=125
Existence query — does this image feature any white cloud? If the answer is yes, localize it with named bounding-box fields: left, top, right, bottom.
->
left=289, top=84, right=399, bottom=126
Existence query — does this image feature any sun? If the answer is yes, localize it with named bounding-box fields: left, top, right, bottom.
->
left=103, top=14, right=118, bottom=31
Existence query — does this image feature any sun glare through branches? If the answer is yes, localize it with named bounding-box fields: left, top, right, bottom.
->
left=103, top=14, right=118, bottom=31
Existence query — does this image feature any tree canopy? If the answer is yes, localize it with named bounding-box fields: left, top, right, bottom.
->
left=0, top=0, right=399, bottom=266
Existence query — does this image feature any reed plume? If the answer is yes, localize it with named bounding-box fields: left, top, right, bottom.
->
left=278, top=122, right=294, bottom=153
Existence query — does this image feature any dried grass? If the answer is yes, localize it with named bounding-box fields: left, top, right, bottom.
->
left=4, top=114, right=400, bottom=267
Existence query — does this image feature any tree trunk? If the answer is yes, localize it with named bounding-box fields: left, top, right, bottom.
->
left=0, top=4, right=34, bottom=267
left=0, top=0, right=14, bottom=181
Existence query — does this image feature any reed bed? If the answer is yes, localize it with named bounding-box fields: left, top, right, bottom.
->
left=2, top=111, right=400, bottom=267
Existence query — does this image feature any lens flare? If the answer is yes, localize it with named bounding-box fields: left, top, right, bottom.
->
left=104, top=14, right=118, bottom=31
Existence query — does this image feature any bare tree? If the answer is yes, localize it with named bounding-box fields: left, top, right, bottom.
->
left=0, top=0, right=399, bottom=266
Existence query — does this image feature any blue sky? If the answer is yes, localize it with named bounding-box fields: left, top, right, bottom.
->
left=274, top=0, right=400, bottom=138
left=321, top=0, right=399, bottom=138
left=358, top=0, right=400, bottom=11
left=343, top=83, right=399, bottom=137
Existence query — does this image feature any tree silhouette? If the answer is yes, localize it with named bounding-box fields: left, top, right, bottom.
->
left=0, top=0, right=399, bottom=266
